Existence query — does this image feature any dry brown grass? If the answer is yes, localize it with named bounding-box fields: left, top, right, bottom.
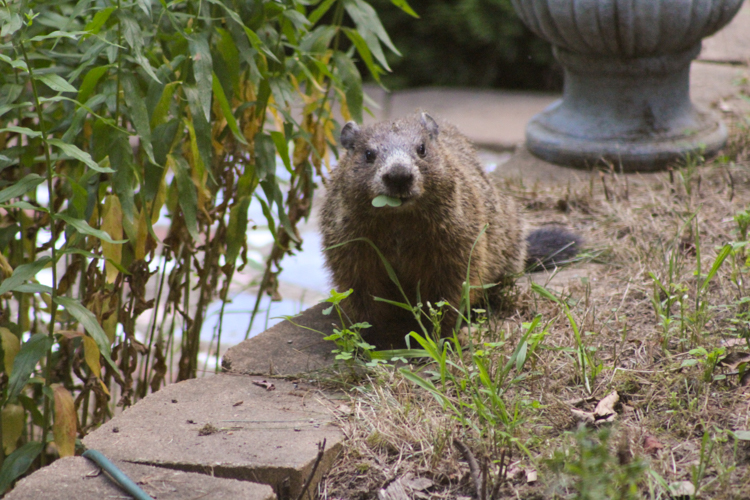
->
left=319, top=119, right=750, bottom=499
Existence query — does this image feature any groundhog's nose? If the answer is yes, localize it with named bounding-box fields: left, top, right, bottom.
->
left=382, top=165, right=414, bottom=194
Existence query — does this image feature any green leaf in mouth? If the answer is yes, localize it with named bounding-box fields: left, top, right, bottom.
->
left=372, top=195, right=402, bottom=208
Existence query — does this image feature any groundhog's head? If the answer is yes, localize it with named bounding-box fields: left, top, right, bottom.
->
left=337, top=112, right=443, bottom=211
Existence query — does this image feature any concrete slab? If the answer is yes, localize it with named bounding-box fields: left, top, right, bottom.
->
left=4, top=456, right=276, bottom=500
left=82, top=374, right=343, bottom=500
left=222, top=302, right=338, bottom=377
left=699, top=2, right=750, bottom=64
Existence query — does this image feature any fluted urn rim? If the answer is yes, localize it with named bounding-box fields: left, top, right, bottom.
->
left=511, top=0, right=745, bottom=57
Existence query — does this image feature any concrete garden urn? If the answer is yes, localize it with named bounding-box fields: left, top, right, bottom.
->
left=510, top=0, right=745, bottom=171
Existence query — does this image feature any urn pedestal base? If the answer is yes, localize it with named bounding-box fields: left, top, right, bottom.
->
left=525, top=45, right=728, bottom=172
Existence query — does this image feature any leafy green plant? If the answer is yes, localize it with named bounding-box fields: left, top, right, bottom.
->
left=546, top=426, right=646, bottom=500
left=681, top=346, right=725, bottom=383
left=320, top=289, right=379, bottom=366
left=0, top=0, right=414, bottom=490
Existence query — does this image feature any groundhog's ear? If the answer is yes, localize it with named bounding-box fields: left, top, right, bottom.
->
left=340, top=121, right=360, bottom=150
left=421, top=113, right=439, bottom=139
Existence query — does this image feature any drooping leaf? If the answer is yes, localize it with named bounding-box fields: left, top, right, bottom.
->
left=0, top=441, right=43, bottom=495
left=0, top=173, right=46, bottom=204
left=6, top=333, right=52, bottom=404
left=82, top=336, right=104, bottom=385
left=150, top=81, right=180, bottom=128
left=270, top=131, right=292, bottom=174
left=53, top=296, right=115, bottom=371
left=0, top=13, right=22, bottom=37
left=0, top=256, right=51, bottom=296
left=309, top=0, right=337, bottom=24
left=48, top=139, right=114, bottom=173
left=1, top=404, right=24, bottom=455
left=168, top=155, right=200, bottom=241
left=36, top=73, right=77, bottom=93
left=255, top=132, right=277, bottom=180
left=100, top=195, right=124, bottom=283
left=390, top=0, right=419, bottom=17
left=226, top=196, right=250, bottom=266
left=0, top=126, right=41, bottom=138
left=0, top=327, right=20, bottom=377
left=333, top=51, right=363, bottom=123
left=55, top=213, right=126, bottom=244
left=52, top=384, right=77, bottom=457
left=121, top=73, right=155, bottom=163
left=342, top=28, right=382, bottom=83
left=83, top=6, right=115, bottom=35
left=77, top=65, right=110, bottom=105
left=189, top=36, right=213, bottom=122
left=211, top=71, right=245, bottom=143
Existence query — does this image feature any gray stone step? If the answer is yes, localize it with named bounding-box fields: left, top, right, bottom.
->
left=4, top=456, right=275, bottom=500
left=222, top=303, right=337, bottom=378
left=82, top=373, right=343, bottom=500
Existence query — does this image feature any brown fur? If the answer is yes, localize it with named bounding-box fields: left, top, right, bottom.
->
left=320, top=113, right=526, bottom=348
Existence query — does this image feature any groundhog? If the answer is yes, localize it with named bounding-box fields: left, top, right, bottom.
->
left=320, top=112, right=579, bottom=348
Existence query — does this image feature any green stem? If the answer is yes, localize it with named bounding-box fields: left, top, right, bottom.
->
left=17, top=39, right=59, bottom=467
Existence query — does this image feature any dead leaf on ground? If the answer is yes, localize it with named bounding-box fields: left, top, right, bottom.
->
left=571, top=408, right=596, bottom=424
left=252, top=380, right=276, bottom=391
left=526, top=469, right=538, bottom=483
left=643, top=435, right=664, bottom=456
left=669, top=481, right=695, bottom=499
left=593, top=391, right=619, bottom=422
left=401, top=473, right=433, bottom=492
left=718, top=352, right=750, bottom=369
left=721, top=338, right=747, bottom=348
left=741, top=370, right=750, bottom=388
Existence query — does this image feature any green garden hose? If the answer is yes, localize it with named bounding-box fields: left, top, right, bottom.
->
left=82, top=449, right=154, bottom=500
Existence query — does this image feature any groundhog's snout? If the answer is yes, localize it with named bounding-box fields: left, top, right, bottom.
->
left=381, top=164, right=415, bottom=196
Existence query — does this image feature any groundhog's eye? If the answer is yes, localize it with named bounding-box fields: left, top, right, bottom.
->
left=417, top=143, right=426, bottom=157
left=364, top=149, right=376, bottom=163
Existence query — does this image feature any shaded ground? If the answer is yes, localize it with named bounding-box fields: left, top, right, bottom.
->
left=317, top=116, right=750, bottom=499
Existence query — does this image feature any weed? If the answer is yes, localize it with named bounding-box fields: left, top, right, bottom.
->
left=546, top=426, right=646, bottom=500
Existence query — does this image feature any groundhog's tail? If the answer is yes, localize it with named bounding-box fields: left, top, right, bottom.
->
left=525, top=227, right=582, bottom=272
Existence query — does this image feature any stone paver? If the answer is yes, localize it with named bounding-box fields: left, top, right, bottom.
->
left=223, top=302, right=337, bottom=377
left=4, top=456, right=275, bottom=500
left=82, top=374, right=343, bottom=500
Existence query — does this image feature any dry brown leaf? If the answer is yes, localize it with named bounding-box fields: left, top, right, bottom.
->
left=571, top=408, right=596, bottom=424
left=643, top=435, right=664, bottom=456
left=721, top=338, right=747, bottom=348
left=526, top=469, right=538, bottom=483
left=718, top=352, right=750, bottom=369
left=401, top=473, right=433, bottom=492
left=669, top=481, right=695, bottom=498
left=52, top=384, right=77, bottom=457
left=593, top=391, right=619, bottom=422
